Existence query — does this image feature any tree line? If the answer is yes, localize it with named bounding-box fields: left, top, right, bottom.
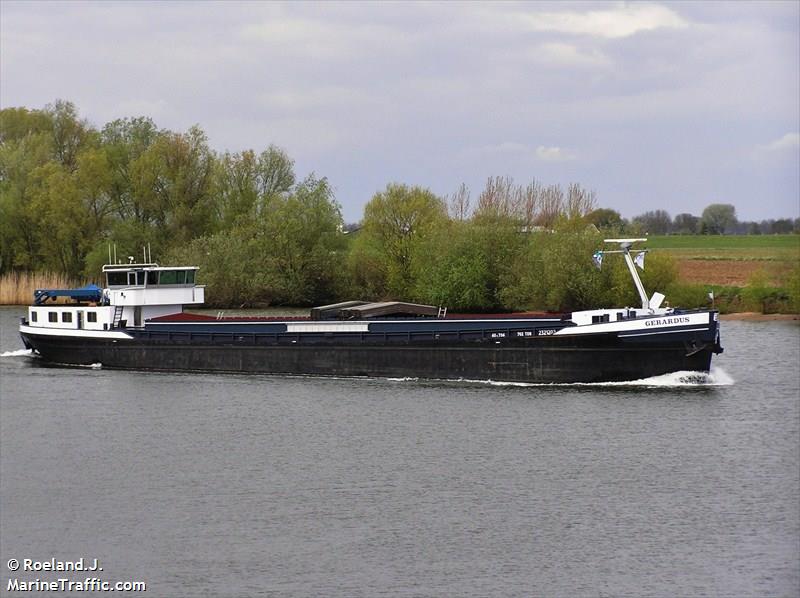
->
left=1, top=101, right=796, bottom=312
left=590, top=206, right=800, bottom=236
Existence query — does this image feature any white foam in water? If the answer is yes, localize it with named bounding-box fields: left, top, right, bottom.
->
left=385, top=366, right=734, bottom=388
left=1, top=349, right=101, bottom=369
left=481, top=367, right=734, bottom=387
left=0, top=349, right=34, bottom=358
left=584, top=366, right=735, bottom=387
left=67, top=362, right=103, bottom=369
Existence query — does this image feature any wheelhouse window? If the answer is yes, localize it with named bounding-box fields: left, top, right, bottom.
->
left=87, top=312, right=97, bottom=323
left=31, top=311, right=38, bottom=322
left=48, top=312, right=58, bottom=323
left=62, top=312, right=72, bottom=323
left=127, top=271, right=145, bottom=286
left=109, top=268, right=195, bottom=287
left=158, top=270, right=187, bottom=285
left=107, top=271, right=127, bottom=286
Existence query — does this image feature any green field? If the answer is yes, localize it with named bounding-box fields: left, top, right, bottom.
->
left=644, top=235, right=800, bottom=261
left=646, top=234, right=799, bottom=249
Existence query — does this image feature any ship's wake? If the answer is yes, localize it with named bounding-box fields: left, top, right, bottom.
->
left=387, top=366, right=734, bottom=388
left=569, top=366, right=734, bottom=387
left=0, top=349, right=35, bottom=358
left=0, top=349, right=100, bottom=369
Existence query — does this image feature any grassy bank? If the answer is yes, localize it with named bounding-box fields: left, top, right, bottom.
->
left=0, top=272, right=82, bottom=305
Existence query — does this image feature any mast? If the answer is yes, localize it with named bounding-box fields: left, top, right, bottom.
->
left=602, top=238, right=649, bottom=310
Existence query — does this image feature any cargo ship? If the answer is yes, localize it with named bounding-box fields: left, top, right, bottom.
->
left=18, top=239, right=723, bottom=383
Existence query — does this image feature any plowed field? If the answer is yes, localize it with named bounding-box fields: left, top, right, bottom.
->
left=677, top=260, right=791, bottom=286
left=647, top=235, right=799, bottom=287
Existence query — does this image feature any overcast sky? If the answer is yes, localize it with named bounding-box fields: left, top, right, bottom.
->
left=2, top=1, right=798, bottom=222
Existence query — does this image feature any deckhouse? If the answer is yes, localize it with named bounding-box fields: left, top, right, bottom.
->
left=27, top=263, right=204, bottom=332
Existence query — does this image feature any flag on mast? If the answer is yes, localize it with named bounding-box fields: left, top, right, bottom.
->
left=592, top=251, right=603, bottom=270
left=634, top=251, right=645, bottom=270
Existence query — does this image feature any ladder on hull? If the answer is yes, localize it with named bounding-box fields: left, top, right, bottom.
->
left=112, top=306, right=124, bottom=328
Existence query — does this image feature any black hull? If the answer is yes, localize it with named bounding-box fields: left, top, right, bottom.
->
left=20, top=332, right=716, bottom=384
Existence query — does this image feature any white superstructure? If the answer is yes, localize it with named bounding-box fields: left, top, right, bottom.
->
left=27, top=263, right=204, bottom=332
left=568, top=238, right=672, bottom=326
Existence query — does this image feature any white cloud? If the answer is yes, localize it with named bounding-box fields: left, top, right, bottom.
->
left=535, top=145, right=575, bottom=162
left=755, top=132, right=800, bottom=154
left=518, top=3, right=689, bottom=39
left=464, top=142, right=576, bottom=163
left=531, top=42, right=612, bottom=68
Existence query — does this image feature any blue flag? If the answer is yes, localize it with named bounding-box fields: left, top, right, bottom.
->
left=592, top=251, right=603, bottom=270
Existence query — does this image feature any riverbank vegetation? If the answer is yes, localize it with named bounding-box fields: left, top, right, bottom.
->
left=2, top=101, right=798, bottom=313
left=0, top=271, right=81, bottom=305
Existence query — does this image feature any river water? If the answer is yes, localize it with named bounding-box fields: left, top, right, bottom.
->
left=0, top=306, right=798, bottom=597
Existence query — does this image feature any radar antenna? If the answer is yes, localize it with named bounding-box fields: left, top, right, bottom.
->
left=598, top=238, right=650, bottom=310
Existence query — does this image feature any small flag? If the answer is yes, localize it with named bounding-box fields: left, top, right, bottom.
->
left=708, top=291, right=714, bottom=301
left=592, top=251, right=603, bottom=270
left=634, top=251, right=645, bottom=270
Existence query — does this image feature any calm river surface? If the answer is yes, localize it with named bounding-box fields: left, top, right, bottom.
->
left=1, top=306, right=798, bottom=597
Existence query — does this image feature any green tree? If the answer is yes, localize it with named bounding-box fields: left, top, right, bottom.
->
left=74, top=148, right=114, bottom=235
left=256, top=145, right=295, bottom=200
left=632, top=209, right=671, bottom=235
left=101, top=116, right=161, bottom=219
left=0, top=109, right=54, bottom=271
left=0, top=106, right=52, bottom=144
left=216, top=145, right=295, bottom=230
left=772, top=218, right=794, bottom=234
left=256, top=175, right=345, bottom=304
left=672, top=213, right=699, bottom=234
left=166, top=223, right=262, bottom=307
left=171, top=174, right=345, bottom=306
left=700, top=203, right=737, bottom=235
left=412, top=221, right=494, bottom=310
left=356, top=183, right=448, bottom=298
left=216, top=150, right=260, bottom=229
left=128, top=125, right=216, bottom=250
left=28, top=162, right=91, bottom=277
left=500, top=230, right=614, bottom=312
left=46, top=100, right=95, bottom=171
left=586, top=208, right=625, bottom=231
